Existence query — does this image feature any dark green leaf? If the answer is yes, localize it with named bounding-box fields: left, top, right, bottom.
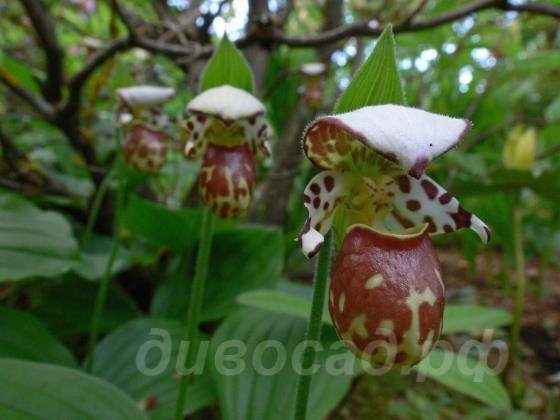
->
left=0, top=194, right=80, bottom=282
left=0, top=358, right=148, bottom=419
left=31, top=279, right=138, bottom=336
left=335, top=26, right=405, bottom=113
left=91, top=318, right=216, bottom=419
left=0, top=306, right=76, bottom=367
left=200, top=35, right=254, bottom=93
left=122, top=196, right=234, bottom=253
left=152, top=225, right=284, bottom=321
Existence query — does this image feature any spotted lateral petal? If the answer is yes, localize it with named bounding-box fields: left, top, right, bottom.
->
left=298, top=171, right=350, bottom=258
left=182, top=114, right=211, bottom=159
left=303, top=105, right=470, bottom=178
left=200, top=142, right=256, bottom=218
left=386, top=174, right=490, bottom=243
left=237, top=114, right=272, bottom=162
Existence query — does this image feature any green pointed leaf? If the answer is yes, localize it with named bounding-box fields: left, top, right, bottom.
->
left=0, top=306, right=76, bottom=367
left=0, top=194, right=80, bottom=282
left=200, top=35, right=254, bottom=93
left=0, top=358, right=148, bottom=419
left=415, top=350, right=511, bottom=410
left=210, top=309, right=353, bottom=420
left=335, top=26, right=405, bottom=113
left=237, top=289, right=332, bottom=325
left=237, top=290, right=512, bottom=335
left=91, top=318, right=216, bottom=418
left=443, top=305, right=512, bottom=334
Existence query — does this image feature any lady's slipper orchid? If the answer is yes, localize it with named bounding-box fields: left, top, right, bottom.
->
left=298, top=104, right=490, bottom=367
left=116, top=86, right=176, bottom=172
left=182, top=85, right=272, bottom=218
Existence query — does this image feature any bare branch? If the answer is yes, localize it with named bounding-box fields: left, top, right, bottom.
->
left=19, top=0, right=64, bottom=102
left=0, top=67, right=53, bottom=118
left=65, top=36, right=132, bottom=110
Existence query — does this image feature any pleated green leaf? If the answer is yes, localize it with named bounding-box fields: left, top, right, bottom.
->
left=0, top=194, right=80, bottom=282
left=91, top=318, right=216, bottom=419
left=0, top=358, right=148, bottom=419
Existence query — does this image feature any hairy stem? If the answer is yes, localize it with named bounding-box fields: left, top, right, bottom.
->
left=294, top=233, right=333, bottom=420
left=81, top=169, right=114, bottom=248
left=509, top=195, right=526, bottom=365
left=84, top=170, right=124, bottom=373
left=175, top=207, right=215, bottom=419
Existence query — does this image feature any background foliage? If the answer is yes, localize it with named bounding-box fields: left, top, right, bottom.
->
left=1, top=0, right=559, bottom=418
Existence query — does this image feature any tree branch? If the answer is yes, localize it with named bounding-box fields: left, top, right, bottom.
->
left=237, top=0, right=560, bottom=48
left=0, top=67, right=53, bottom=118
left=19, top=0, right=64, bottom=102
left=65, top=36, right=132, bottom=110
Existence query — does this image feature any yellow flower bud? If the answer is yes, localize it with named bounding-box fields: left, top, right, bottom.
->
left=503, top=125, right=537, bottom=171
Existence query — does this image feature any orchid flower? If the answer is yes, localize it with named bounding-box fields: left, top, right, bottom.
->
left=116, top=86, right=176, bottom=172
left=182, top=85, right=272, bottom=218
left=298, top=104, right=490, bottom=366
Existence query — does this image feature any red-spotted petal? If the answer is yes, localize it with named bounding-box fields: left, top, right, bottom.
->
left=386, top=174, right=490, bottom=243
left=303, top=105, right=470, bottom=178
left=298, top=171, right=350, bottom=258
left=200, top=142, right=255, bottom=218
left=182, top=114, right=211, bottom=159
left=236, top=114, right=272, bottom=162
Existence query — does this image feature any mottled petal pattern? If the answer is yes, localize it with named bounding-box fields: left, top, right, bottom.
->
left=330, top=225, right=444, bottom=367
left=182, top=114, right=211, bottom=159
left=200, top=142, right=255, bottom=218
left=386, top=174, right=490, bottom=243
left=303, top=105, right=470, bottom=178
left=237, top=114, right=272, bottom=162
left=298, top=171, right=349, bottom=258
left=123, top=122, right=168, bottom=173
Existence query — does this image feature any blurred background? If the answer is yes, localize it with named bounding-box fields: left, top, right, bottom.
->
left=0, top=0, right=559, bottom=418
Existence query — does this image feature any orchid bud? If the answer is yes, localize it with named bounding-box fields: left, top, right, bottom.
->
left=300, top=62, right=326, bottom=109
left=503, top=125, right=537, bottom=171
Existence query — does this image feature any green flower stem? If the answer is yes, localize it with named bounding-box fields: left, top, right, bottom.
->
left=81, top=168, right=114, bottom=249
left=175, top=207, right=215, bottom=420
left=294, top=233, right=333, bottom=420
left=509, top=195, right=526, bottom=365
left=84, top=171, right=125, bottom=373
